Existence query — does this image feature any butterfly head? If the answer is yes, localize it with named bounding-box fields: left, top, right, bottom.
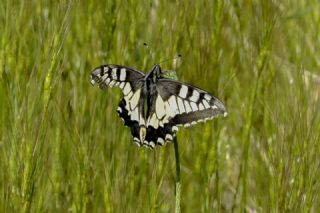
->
left=146, top=64, right=162, bottom=83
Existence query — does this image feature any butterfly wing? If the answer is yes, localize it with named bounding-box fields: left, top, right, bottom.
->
left=90, top=64, right=145, bottom=90
left=156, top=79, right=227, bottom=125
left=141, top=78, right=227, bottom=146
left=91, top=65, right=146, bottom=145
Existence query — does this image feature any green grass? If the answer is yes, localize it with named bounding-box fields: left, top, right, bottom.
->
left=1, top=0, right=320, bottom=212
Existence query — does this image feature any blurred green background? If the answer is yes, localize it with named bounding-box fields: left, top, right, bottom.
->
left=1, top=0, right=320, bottom=212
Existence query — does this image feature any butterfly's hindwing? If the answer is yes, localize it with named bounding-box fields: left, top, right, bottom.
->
left=145, top=124, right=178, bottom=147
left=117, top=98, right=177, bottom=148
left=117, top=98, right=142, bottom=146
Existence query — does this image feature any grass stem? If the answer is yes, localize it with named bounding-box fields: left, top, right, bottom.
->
left=173, top=137, right=181, bottom=213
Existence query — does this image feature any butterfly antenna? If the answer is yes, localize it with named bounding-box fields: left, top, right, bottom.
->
left=158, top=54, right=182, bottom=65
left=143, top=42, right=154, bottom=65
left=142, top=43, right=182, bottom=67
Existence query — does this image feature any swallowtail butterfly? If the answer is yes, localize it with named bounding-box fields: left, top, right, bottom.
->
left=90, top=64, right=227, bottom=148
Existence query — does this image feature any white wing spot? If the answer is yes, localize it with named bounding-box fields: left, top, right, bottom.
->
left=149, top=141, right=155, bottom=148
left=172, top=126, right=178, bottom=132
left=123, top=83, right=131, bottom=95
left=190, top=102, right=198, bottom=111
left=204, top=94, right=212, bottom=101
left=148, top=113, right=159, bottom=129
left=105, top=78, right=111, bottom=84
left=157, top=138, right=165, bottom=145
left=167, top=96, right=179, bottom=117
left=129, top=89, right=141, bottom=110
left=139, top=114, right=145, bottom=125
left=190, top=90, right=200, bottom=102
left=165, top=134, right=173, bottom=141
left=126, top=91, right=133, bottom=100
left=205, top=116, right=212, bottom=121
left=155, top=95, right=166, bottom=119
left=212, top=105, right=218, bottom=109
left=184, top=100, right=192, bottom=113
left=134, top=142, right=142, bottom=147
left=162, top=116, right=169, bottom=125
left=119, top=82, right=125, bottom=89
left=111, top=68, right=118, bottom=80
left=177, top=98, right=186, bottom=114
left=101, top=74, right=108, bottom=82
left=130, top=107, right=139, bottom=122
left=198, top=103, right=205, bottom=110
left=179, top=85, right=188, bottom=98
left=104, top=66, right=109, bottom=73
left=203, top=100, right=210, bottom=108
left=109, top=80, right=116, bottom=87
left=119, top=68, right=126, bottom=81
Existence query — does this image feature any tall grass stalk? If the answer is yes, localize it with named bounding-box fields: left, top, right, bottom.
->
left=173, top=137, right=181, bottom=213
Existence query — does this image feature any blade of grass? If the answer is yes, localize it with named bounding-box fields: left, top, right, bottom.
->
left=173, top=137, right=181, bottom=213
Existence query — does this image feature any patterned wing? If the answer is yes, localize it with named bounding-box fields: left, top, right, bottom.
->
left=156, top=79, right=227, bottom=125
left=142, top=79, right=227, bottom=146
left=90, top=64, right=145, bottom=90
left=91, top=65, right=146, bottom=146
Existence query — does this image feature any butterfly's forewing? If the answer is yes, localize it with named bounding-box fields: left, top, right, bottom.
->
left=90, top=64, right=145, bottom=90
left=153, top=78, right=227, bottom=127
left=91, top=65, right=146, bottom=144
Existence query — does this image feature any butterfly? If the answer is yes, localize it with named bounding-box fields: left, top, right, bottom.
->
left=90, top=64, right=227, bottom=148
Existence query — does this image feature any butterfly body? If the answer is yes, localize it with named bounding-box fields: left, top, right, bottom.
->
left=91, top=64, right=227, bottom=148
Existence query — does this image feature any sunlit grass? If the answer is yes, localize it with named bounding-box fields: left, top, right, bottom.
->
left=1, top=0, right=320, bottom=212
